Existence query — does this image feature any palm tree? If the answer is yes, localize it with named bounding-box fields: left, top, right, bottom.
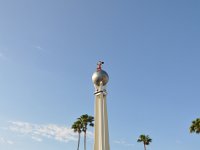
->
left=71, top=120, right=83, bottom=150
left=137, top=134, right=152, bottom=150
left=78, top=114, right=94, bottom=150
left=190, top=118, right=200, bottom=134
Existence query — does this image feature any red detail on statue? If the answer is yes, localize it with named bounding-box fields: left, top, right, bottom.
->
left=97, top=61, right=104, bottom=71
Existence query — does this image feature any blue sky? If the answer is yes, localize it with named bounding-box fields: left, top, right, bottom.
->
left=0, top=0, right=200, bottom=150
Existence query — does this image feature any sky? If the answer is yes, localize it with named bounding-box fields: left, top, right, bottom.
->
left=0, top=0, right=200, bottom=150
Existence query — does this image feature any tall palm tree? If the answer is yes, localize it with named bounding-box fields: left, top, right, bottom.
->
left=71, top=120, right=83, bottom=150
left=190, top=118, right=200, bottom=134
left=137, top=134, right=152, bottom=150
left=78, top=114, right=94, bottom=150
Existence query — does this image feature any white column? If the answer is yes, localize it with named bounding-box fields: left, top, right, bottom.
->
left=94, top=83, right=110, bottom=150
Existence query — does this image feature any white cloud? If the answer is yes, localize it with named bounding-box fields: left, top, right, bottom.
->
left=8, top=121, right=93, bottom=143
left=35, top=46, right=44, bottom=51
left=31, top=136, right=42, bottom=142
left=114, top=139, right=134, bottom=147
left=0, top=137, right=14, bottom=145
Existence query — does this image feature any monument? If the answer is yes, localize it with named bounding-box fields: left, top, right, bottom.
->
left=92, top=61, right=110, bottom=150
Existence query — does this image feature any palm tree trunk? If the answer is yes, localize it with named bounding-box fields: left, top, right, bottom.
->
left=144, top=144, right=146, bottom=150
left=77, top=133, right=80, bottom=150
left=84, top=131, right=87, bottom=150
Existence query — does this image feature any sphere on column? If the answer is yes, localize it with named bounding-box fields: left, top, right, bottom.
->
left=92, top=70, right=109, bottom=86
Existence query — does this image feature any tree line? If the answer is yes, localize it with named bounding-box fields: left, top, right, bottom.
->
left=71, top=115, right=200, bottom=150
